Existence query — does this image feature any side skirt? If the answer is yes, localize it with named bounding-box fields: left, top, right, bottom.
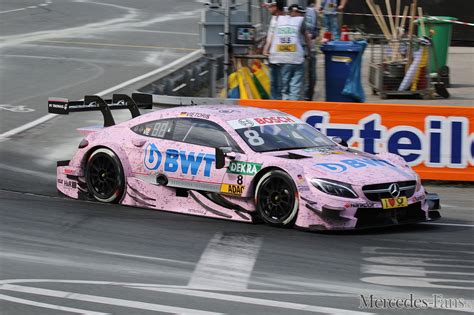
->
left=121, top=177, right=253, bottom=223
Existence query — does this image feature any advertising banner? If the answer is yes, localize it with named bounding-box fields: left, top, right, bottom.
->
left=239, top=100, right=474, bottom=181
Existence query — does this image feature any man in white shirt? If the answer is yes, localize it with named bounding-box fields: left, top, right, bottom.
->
left=267, top=4, right=311, bottom=100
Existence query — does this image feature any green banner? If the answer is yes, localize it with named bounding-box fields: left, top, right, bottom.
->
left=227, top=161, right=262, bottom=175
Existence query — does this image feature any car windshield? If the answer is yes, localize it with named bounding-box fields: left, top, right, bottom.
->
left=234, top=123, right=335, bottom=152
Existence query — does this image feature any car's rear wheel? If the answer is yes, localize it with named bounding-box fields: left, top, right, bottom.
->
left=86, top=148, right=124, bottom=203
left=255, top=170, right=298, bottom=227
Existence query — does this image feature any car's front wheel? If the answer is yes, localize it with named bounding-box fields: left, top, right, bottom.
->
left=255, top=170, right=298, bottom=227
left=86, top=148, right=124, bottom=203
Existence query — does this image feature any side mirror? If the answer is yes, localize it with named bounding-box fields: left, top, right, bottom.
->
left=215, top=147, right=235, bottom=169
left=331, top=136, right=348, bottom=147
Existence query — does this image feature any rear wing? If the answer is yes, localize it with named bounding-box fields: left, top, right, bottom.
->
left=48, top=93, right=153, bottom=127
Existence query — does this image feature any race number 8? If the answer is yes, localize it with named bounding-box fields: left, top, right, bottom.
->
left=243, top=130, right=264, bottom=146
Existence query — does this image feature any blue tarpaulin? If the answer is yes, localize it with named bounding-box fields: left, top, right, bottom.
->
left=341, top=40, right=368, bottom=102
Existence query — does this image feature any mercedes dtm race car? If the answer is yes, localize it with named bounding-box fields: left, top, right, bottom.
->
left=48, top=94, right=440, bottom=230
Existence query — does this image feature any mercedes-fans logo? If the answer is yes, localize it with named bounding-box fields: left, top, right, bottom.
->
left=388, top=183, right=401, bottom=198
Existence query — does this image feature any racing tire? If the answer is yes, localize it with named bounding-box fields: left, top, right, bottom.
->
left=255, top=170, right=298, bottom=227
left=86, top=148, right=125, bottom=203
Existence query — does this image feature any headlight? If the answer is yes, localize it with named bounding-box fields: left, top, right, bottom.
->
left=311, top=178, right=358, bottom=199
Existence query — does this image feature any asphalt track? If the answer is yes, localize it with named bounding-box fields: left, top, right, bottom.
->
left=1, top=1, right=473, bottom=314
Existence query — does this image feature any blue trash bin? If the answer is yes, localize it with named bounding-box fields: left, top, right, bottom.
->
left=321, top=41, right=366, bottom=102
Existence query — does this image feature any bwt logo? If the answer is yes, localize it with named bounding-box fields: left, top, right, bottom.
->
left=315, top=158, right=394, bottom=173
left=301, top=111, right=474, bottom=168
left=144, top=144, right=215, bottom=177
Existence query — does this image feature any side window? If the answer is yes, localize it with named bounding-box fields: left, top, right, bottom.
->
left=171, top=118, right=241, bottom=151
left=131, top=119, right=172, bottom=139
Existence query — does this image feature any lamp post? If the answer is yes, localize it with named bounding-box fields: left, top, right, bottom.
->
left=223, top=0, right=231, bottom=97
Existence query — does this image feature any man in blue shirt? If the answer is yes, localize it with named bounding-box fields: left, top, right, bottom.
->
left=320, top=0, right=347, bottom=40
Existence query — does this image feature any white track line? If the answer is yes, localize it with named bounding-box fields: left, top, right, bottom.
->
left=441, top=204, right=460, bottom=208
left=0, top=163, right=55, bottom=180
left=96, top=250, right=195, bottom=266
left=130, top=287, right=374, bottom=315
left=0, top=294, right=108, bottom=315
left=0, top=1, right=50, bottom=14
left=0, top=284, right=222, bottom=315
left=122, top=29, right=199, bottom=36
left=0, top=114, right=57, bottom=140
left=187, top=232, right=262, bottom=290
left=98, top=49, right=201, bottom=96
left=0, top=8, right=26, bottom=14
left=0, top=279, right=353, bottom=296
left=378, top=238, right=474, bottom=246
left=422, top=222, right=474, bottom=228
left=0, top=49, right=201, bottom=141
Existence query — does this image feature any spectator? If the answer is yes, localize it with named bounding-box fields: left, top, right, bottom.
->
left=288, top=4, right=304, bottom=17
left=320, top=0, right=347, bottom=40
left=338, top=0, right=348, bottom=11
left=303, top=0, right=320, bottom=100
left=263, top=0, right=286, bottom=100
left=269, top=4, right=311, bottom=100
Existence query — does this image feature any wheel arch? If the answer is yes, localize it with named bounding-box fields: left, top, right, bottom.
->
left=82, top=144, right=131, bottom=203
left=251, top=164, right=305, bottom=197
left=81, top=143, right=132, bottom=178
left=251, top=166, right=287, bottom=197
left=252, top=166, right=300, bottom=227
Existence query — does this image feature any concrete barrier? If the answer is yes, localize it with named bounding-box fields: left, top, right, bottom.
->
left=139, top=53, right=223, bottom=97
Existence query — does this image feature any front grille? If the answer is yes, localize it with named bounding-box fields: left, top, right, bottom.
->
left=362, top=180, right=416, bottom=201
left=355, top=202, right=425, bottom=228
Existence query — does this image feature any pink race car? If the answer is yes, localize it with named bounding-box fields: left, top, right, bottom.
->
left=48, top=94, right=440, bottom=231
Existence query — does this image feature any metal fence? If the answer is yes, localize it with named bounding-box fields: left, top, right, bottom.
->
left=368, top=36, right=432, bottom=99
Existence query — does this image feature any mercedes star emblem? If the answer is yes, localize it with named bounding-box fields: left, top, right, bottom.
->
left=388, top=183, right=401, bottom=198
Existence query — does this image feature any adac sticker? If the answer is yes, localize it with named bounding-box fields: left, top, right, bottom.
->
left=144, top=144, right=215, bottom=177
left=220, top=183, right=245, bottom=195
left=227, top=161, right=262, bottom=175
